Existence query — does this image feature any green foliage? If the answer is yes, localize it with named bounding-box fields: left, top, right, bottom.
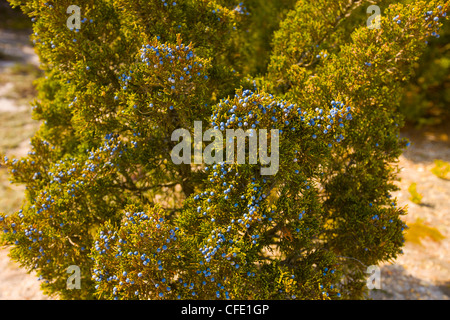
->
left=232, top=0, right=297, bottom=76
left=0, top=0, right=449, bottom=300
left=431, top=159, right=450, bottom=179
left=408, top=182, right=423, bottom=204
left=399, top=15, right=450, bottom=126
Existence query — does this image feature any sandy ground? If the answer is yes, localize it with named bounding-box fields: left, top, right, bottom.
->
left=370, top=127, right=450, bottom=300
left=0, top=248, right=50, bottom=300
left=0, top=27, right=449, bottom=300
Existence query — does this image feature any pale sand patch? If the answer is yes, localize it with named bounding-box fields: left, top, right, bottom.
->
left=0, top=97, right=28, bottom=112
left=0, top=247, right=50, bottom=300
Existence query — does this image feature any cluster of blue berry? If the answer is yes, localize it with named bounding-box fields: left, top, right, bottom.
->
left=92, top=206, right=191, bottom=299
left=0, top=134, right=131, bottom=274
left=233, top=2, right=248, bottom=15
left=114, top=39, right=209, bottom=117
left=161, top=0, right=177, bottom=7
left=424, top=6, right=447, bottom=40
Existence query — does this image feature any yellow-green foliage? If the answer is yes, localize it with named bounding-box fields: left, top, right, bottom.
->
left=0, top=0, right=449, bottom=300
left=431, top=159, right=450, bottom=179
left=408, top=182, right=423, bottom=204
left=400, top=18, right=450, bottom=126
left=404, top=218, right=446, bottom=245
